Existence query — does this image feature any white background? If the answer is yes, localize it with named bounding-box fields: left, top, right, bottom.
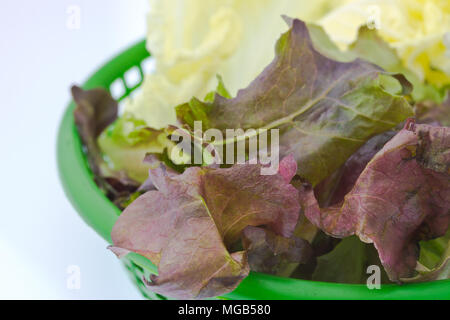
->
left=0, top=0, right=150, bottom=299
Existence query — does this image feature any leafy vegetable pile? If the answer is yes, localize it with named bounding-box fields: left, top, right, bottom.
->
left=72, top=18, right=450, bottom=299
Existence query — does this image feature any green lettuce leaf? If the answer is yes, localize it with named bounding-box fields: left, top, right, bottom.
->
left=419, top=230, right=450, bottom=269
left=100, top=75, right=232, bottom=183
left=312, top=236, right=391, bottom=284
left=403, top=229, right=450, bottom=282
left=97, top=114, right=171, bottom=183
left=308, top=24, right=447, bottom=103
left=204, top=75, right=232, bottom=102
left=176, top=19, right=413, bottom=186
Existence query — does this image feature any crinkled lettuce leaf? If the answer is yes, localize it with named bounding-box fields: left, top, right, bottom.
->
left=176, top=19, right=413, bottom=186
left=97, top=114, right=172, bottom=183
left=109, top=156, right=300, bottom=299
left=308, top=25, right=446, bottom=103
left=72, top=85, right=118, bottom=175
left=302, top=121, right=450, bottom=281
left=314, top=131, right=396, bottom=207
left=71, top=86, right=139, bottom=204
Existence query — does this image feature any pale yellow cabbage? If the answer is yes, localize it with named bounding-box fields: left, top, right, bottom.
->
left=124, top=0, right=344, bottom=129
left=318, top=0, right=450, bottom=87
left=125, top=0, right=450, bottom=130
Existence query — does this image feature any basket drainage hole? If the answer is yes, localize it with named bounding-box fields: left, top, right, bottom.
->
left=141, top=56, right=156, bottom=74
left=110, top=78, right=125, bottom=100
left=124, top=66, right=142, bottom=89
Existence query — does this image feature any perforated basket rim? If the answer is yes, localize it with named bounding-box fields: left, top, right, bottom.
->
left=57, top=39, right=450, bottom=300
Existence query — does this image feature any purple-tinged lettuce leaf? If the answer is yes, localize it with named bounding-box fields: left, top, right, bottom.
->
left=415, top=125, right=450, bottom=174
left=71, top=86, right=139, bottom=204
left=110, top=156, right=300, bottom=299
left=176, top=19, right=413, bottom=186
left=302, top=121, right=450, bottom=281
left=242, top=226, right=312, bottom=276
left=72, top=85, right=118, bottom=175
left=308, top=24, right=446, bottom=103
left=314, top=131, right=396, bottom=207
left=133, top=153, right=181, bottom=193
left=270, top=175, right=319, bottom=278
left=416, top=92, right=450, bottom=127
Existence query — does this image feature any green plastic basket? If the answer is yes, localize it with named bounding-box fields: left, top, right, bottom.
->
left=57, top=40, right=450, bottom=300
